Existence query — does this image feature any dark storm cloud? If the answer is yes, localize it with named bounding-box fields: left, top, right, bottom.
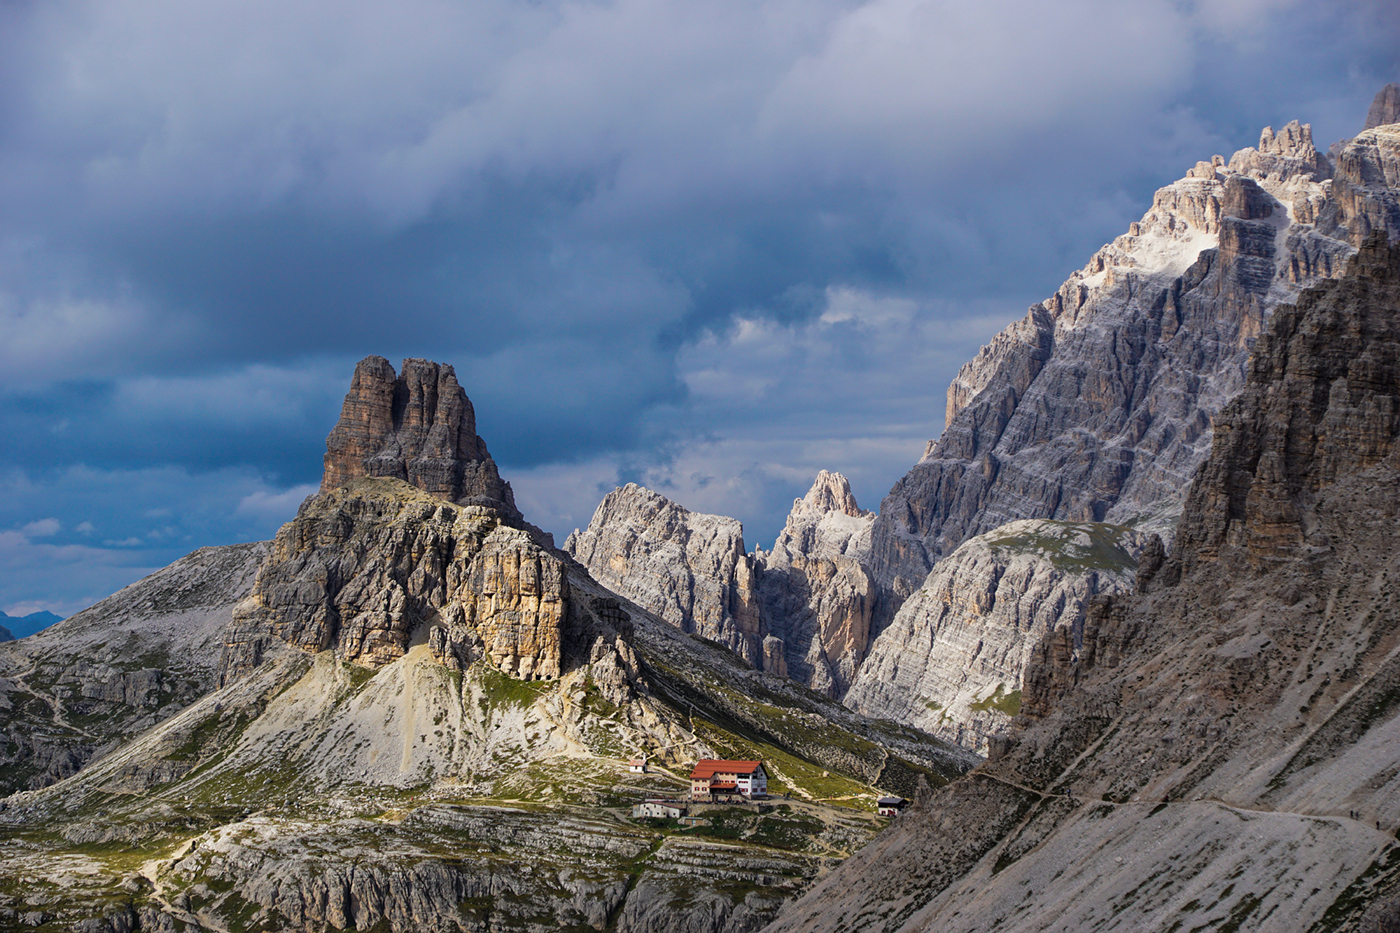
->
left=2, top=0, right=1398, bottom=612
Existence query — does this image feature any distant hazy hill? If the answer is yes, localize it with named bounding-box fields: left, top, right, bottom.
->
left=0, top=610, right=64, bottom=639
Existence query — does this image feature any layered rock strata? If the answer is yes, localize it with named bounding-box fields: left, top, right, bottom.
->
left=844, top=520, right=1149, bottom=754
left=321, top=355, right=520, bottom=518
left=564, top=484, right=766, bottom=667
left=223, top=479, right=583, bottom=682
left=567, top=472, right=884, bottom=696
left=870, top=111, right=1400, bottom=612
left=766, top=235, right=1400, bottom=933
left=755, top=471, right=877, bottom=696
left=226, top=356, right=594, bottom=683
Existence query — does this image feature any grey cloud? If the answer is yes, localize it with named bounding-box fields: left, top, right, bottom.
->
left=1, top=0, right=1397, bottom=614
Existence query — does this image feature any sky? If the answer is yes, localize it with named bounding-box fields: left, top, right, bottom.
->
left=1, top=0, right=1397, bottom=621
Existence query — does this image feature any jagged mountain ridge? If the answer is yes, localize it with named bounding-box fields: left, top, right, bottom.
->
left=762, top=231, right=1400, bottom=933
left=569, top=89, right=1400, bottom=755
left=565, top=471, right=878, bottom=699
left=870, top=113, right=1400, bottom=608
left=563, top=483, right=766, bottom=667
left=565, top=467, right=873, bottom=694
left=0, top=356, right=972, bottom=933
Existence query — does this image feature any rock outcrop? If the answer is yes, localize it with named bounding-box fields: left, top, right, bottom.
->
left=1365, top=83, right=1400, bottom=132
left=564, top=484, right=766, bottom=667
left=566, top=472, right=883, bottom=695
left=223, top=479, right=580, bottom=682
left=226, top=356, right=583, bottom=683
left=755, top=471, right=876, bottom=696
left=844, top=520, right=1149, bottom=754
left=1167, top=231, right=1400, bottom=574
left=764, top=235, right=1400, bottom=933
left=869, top=112, right=1400, bottom=615
left=321, top=356, right=520, bottom=518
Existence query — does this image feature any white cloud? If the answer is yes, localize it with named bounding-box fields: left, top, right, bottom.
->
left=21, top=518, right=60, bottom=537
left=0, top=0, right=1253, bottom=232
left=512, top=283, right=1027, bottom=547
left=235, top=483, right=318, bottom=523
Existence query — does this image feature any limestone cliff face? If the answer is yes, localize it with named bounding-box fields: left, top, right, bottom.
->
left=766, top=235, right=1400, bottom=933
left=223, top=479, right=580, bottom=682
left=844, top=520, right=1148, bottom=754
left=566, top=473, right=880, bottom=695
left=321, top=356, right=519, bottom=517
left=224, top=356, right=626, bottom=685
left=563, top=484, right=765, bottom=667
left=870, top=114, right=1400, bottom=611
left=756, top=471, right=876, bottom=696
left=1170, top=231, right=1400, bottom=577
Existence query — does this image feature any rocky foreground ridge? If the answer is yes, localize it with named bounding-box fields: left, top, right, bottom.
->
left=764, top=232, right=1400, bottom=933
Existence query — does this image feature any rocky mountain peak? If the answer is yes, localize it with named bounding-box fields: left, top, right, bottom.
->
left=872, top=102, right=1400, bottom=615
left=321, top=355, right=518, bottom=517
left=1365, top=82, right=1400, bottom=131
left=563, top=484, right=766, bottom=667
left=791, top=470, right=865, bottom=521
left=1227, top=119, right=1330, bottom=181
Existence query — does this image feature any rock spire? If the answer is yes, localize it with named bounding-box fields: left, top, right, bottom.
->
left=321, top=356, right=518, bottom=517
left=1364, top=82, right=1400, bottom=131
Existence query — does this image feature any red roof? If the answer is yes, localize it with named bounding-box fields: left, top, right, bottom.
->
left=709, top=782, right=737, bottom=791
left=690, top=759, right=763, bottom=779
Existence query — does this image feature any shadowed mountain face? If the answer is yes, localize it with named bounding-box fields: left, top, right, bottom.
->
left=764, top=233, right=1400, bottom=933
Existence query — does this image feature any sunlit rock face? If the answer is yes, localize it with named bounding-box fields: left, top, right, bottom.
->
left=756, top=471, right=877, bottom=697
left=844, top=519, right=1150, bottom=754
left=224, top=357, right=614, bottom=684
left=564, top=483, right=766, bottom=667
left=566, top=471, right=880, bottom=697
left=222, top=480, right=573, bottom=681
left=868, top=114, right=1400, bottom=617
